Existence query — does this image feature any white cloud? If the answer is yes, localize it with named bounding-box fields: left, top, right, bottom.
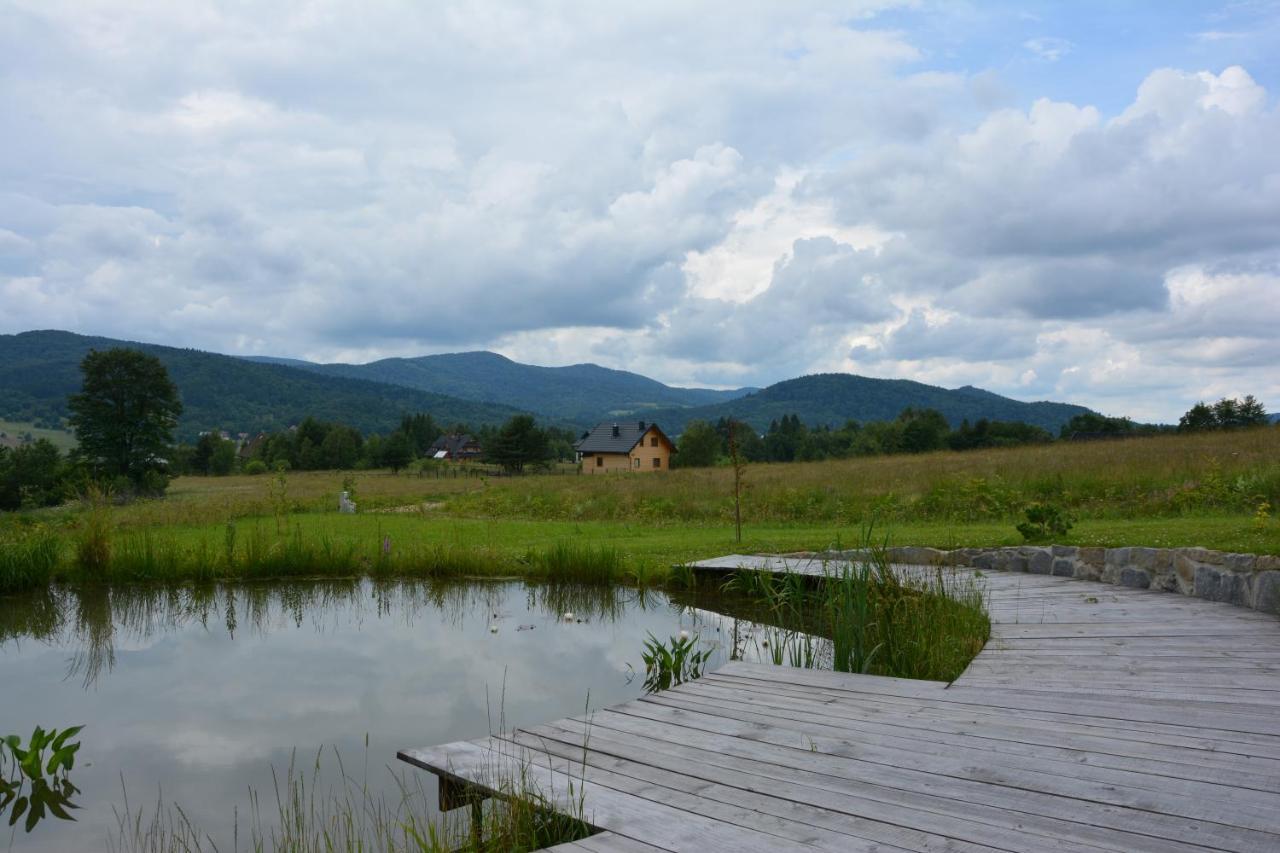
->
left=0, top=4, right=1277, bottom=420
left=1023, top=36, right=1073, bottom=62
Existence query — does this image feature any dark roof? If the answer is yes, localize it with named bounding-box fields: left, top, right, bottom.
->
left=430, top=433, right=481, bottom=454
left=575, top=421, right=672, bottom=454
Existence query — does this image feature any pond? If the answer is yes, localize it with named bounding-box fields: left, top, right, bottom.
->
left=0, top=578, right=788, bottom=851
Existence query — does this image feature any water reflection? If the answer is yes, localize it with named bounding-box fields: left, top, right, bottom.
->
left=0, top=578, right=808, bottom=851
left=0, top=580, right=669, bottom=691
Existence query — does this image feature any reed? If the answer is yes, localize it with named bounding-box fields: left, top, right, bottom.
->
left=0, top=526, right=61, bottom=593
left=725, top=538, right=990, bottom=682
left=524, top=541, right=622, bottom=585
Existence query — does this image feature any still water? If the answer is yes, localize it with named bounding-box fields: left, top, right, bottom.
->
left=0, top=579, right=776, bottom=851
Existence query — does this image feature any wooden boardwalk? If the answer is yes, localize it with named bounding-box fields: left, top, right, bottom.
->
left=399, top=555, right=1280, bottom=852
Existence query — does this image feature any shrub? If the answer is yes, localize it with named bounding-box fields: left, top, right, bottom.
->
left=243, top=460, right=268, bottom=475
left=1016, top=502, right=1073, bottom=541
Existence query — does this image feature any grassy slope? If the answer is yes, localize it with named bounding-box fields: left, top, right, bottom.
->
left=0, top=420, right=77, bottom=451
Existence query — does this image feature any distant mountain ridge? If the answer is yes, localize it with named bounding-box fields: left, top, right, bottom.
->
left=0, top=331, right=530, bottom=441
left=243, top=350, right=750, bottom=424
left=1, top=330, right=1098, bottom=442
left=632, top=373, right=1093, bottom=435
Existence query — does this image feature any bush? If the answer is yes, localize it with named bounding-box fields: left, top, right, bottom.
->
left=1017, top=502, right=1073, bottom=541
left=243, top=460, right=268, bottom=475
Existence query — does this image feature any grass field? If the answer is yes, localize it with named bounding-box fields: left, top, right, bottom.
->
left=2, top=427, right=1279, bottom=592
left=0, top=419, right=76, bottom=451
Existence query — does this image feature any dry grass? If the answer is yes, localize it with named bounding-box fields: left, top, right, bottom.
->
left=109, top=429, right=1275, bottom=531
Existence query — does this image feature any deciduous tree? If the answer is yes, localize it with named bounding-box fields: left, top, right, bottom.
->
left=68, top=348, right=182, bottom=492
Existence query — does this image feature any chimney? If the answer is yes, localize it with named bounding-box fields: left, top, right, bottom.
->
left=611, top=423, right=620, bottom=438
left=638, top=420, right=646, bottom=431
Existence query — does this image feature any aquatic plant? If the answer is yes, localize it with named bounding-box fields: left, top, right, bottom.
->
left=640, top=631, right=713, bottom=693
left=1, top=725, right=83, bottom=833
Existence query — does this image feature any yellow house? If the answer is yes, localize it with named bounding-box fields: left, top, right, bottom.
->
left=575, top=421, right=675, bottom=473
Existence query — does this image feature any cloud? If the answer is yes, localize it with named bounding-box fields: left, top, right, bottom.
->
left=0, top=4, right=1277, bottom=420
left=1023, top=36, right=1073, bottom=62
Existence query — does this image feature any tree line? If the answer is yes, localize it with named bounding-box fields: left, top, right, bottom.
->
left=671, top=396, right=1273, bottom=468
left=0, top=348, right=577, bottom=510
left=0, top=348, right=1274, bottom=510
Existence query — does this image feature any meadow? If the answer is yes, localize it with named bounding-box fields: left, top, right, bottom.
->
left=2, top=426, right=1279, bottom=593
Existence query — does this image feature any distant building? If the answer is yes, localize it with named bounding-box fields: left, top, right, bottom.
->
left=429, top=433, right=483, bottom=461
left=238, top=432, right=269, bottom=460
left=575, top=421, right=675, bottom=473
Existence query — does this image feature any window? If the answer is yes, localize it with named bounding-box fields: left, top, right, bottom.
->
left=650, top=436, right=658, bottom=447
left=596, top=455, right=603, bottom=467
left=633, top=458, right=640, bottom=468
left=653, top=457, right=661, bottom=469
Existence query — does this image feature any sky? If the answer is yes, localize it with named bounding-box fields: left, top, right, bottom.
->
left=1, top=1, right=1278, bottom=422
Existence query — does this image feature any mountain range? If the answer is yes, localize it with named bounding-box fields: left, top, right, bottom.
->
left=244, top=350, right=749, bottom=425
left=1, top=330, right=1095, bottom=440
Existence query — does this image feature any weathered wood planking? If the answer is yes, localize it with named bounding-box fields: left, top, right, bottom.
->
left=400, top=553, right=1280, bottom=851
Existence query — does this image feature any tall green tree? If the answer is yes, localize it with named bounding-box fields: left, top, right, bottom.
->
left=675, top=420, right=720, bottom=467
left=67, top=348, right=182, bottom=491
left=380, top=430, right=415, bottom=473
left=487, top=415, right=550, bottom=474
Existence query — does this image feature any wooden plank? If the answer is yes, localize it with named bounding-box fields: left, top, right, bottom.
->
left=512, top=727, right=1002, bottom=852
left=399, top=555, right=1280, bottom=851
left=519, top=719, right=1155, bottom=853
left=400, top=739, right=821, bottom=852
left=539, top=708, right=1275, bottom=853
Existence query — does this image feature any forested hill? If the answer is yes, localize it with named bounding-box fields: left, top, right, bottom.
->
left=0, top=331, right=530, bottom=440
left=244, top=350, right=749, bottom=424
left=633, top=373, right=1094, bottom=434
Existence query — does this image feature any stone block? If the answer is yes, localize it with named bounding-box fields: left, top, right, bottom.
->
left=1179, top=547, right=1225, bottom=566
left=1051, top=558, right=1075, bottom=577
left=1006, top=555, right=1029, bottom=573
left=1105, top=547, right=1131, bottom=568
left=1223, top=553, right=1257, bottom=574
left=1174, top=552, right=1199, bottom=587
left=1254, top=572, right=1280, bottom=615
left=1073, top=560, right=1102, bottom=581
left=1101, top=562, right=1122, bottom=585
left=1051, top=545, right=1078, bottom=558
left=1128, top=547, right=1159, bottom=571
left=1196, top=565, right=1248, bottom=606
left=894, top=546, right=947, bottom=566
left=1119, top=567, right=1151, bottom=589
left=972, top=552, right=997, bottom=571
left=1256, top=555, right=1280, bottom=572
left=1150, top=568, right=1179, bottom=593
left=1028, top=549, right=1054, bottom=575
left=1076, top=547, right=1105, bottom=569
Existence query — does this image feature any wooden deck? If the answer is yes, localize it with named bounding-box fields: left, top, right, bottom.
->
left=399, top=554, right=1280, bottom=852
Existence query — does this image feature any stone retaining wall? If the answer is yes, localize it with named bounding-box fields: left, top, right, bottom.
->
left=822, top=545, right=1280, bottom=616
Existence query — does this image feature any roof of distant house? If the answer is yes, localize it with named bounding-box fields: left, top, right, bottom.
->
left=430, top=433, right=481, bottom=455
left=575, top=421, right=672, bottom=454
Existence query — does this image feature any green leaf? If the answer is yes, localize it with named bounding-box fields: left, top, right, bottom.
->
left=8, top=796, right=26, bottom=827
left=50, top=726, right=83, bottom=751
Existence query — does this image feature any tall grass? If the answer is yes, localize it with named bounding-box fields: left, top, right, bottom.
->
left=0, top=526, right=61, bottom=593
left=524, top=541, right=622, bottom=584
left=0, top=522, right=658, bottom=591
left=722, top=541, right=990, bottom=682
